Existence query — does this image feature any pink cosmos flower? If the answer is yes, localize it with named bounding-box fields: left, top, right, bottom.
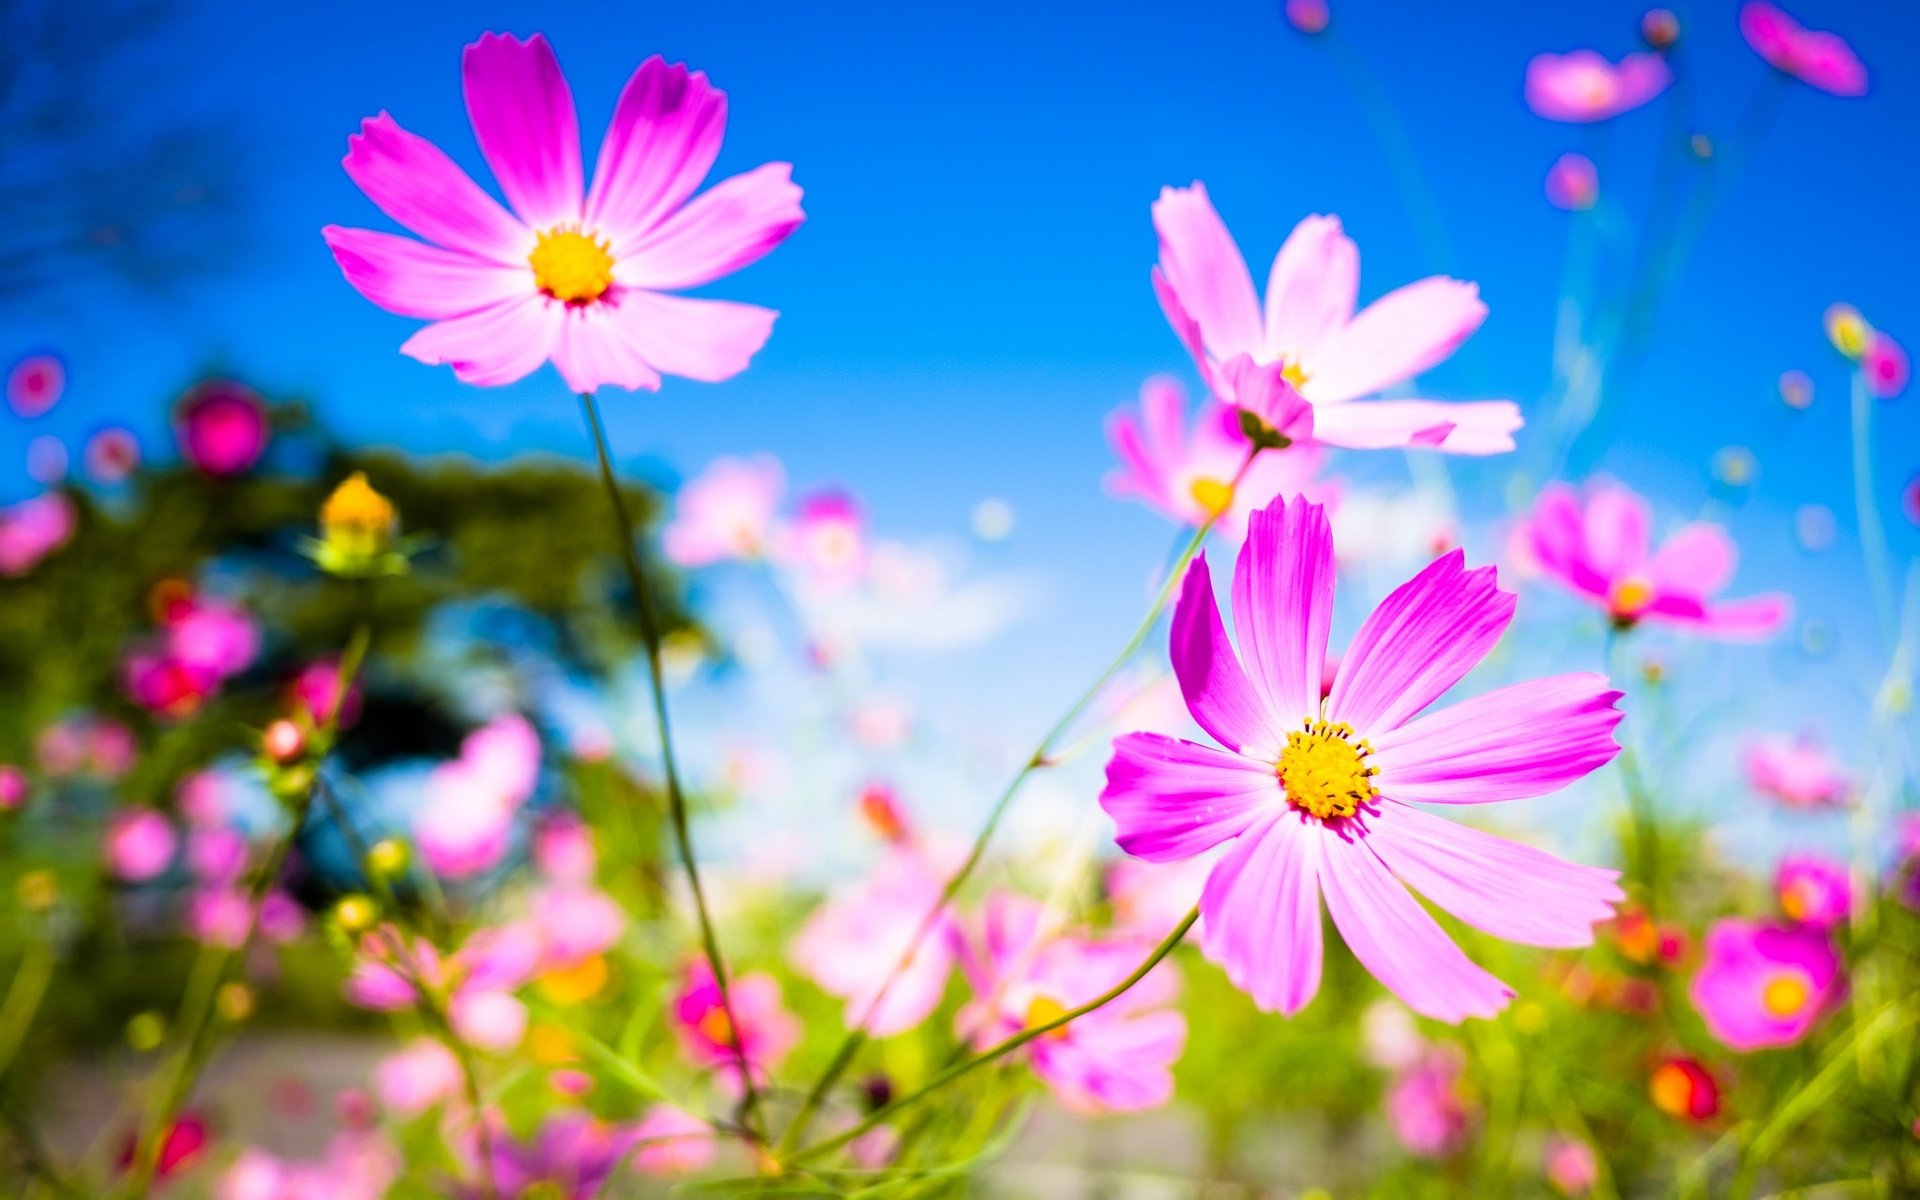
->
left=1545, top=153, right=1599, bottom=211
left=105, top=808, right=178, bottom=882
left=0, top=764, right=26, bottom=812
left=414, top=714, right=542, bottom=878
left=630, top=1104, right=715, bottom=1177
left=175, top=380, right=270, bottom=477
left=1101, top=496, right=1625, bottom=1021
left=289, top=658, right=362, bottom=728
left=1105, top=854, right=1215, bottom=944
left=1776, top=854, right=1853, bottom=929
left=38, top=715, right=136, bottom=779
left=533, top=814, right=598, bottom=883
left=346, top=924, right=540, bottom=1052
left=84, top=428, right=142, bottom=484
left=1690, top=918, right=1841, bottom=1050
left=780, top=489, right=868, bottom=589
left=461, top=1113, right=644, bottom=1200
left=1151, top=187, right=1520, bottom=454
left=1739, top=2, right=1867, bottom=97
left=1864, top=331, right=1909, bottom=399
left=956, top=892, right=1187, bottom=1114
left=374, top=1039, right=465, bottom=1116
left=1544, top=1136, right=1599, bottom=1196
left=0, top=492, right=75, bottom=576
left=1385, top=1044, right=1475, bottom=1157
left=219, top=1132, right=397, bottom=1200
left=1517, top=480, right=1789, bottom=639
left=662, top=454, right=785, bottom=566
left=791, top=847, right=958, bottom=1037
left=1744, top=732, right=1849, bottom=808
left=324, top=33, right=804, bottom=394
left=530, top=883, right=625, bottom=968
left=6, top=353, right=63, bottom=418
left=1105, top=375, right=1331, bottom=543
left=1526, top=50, right=1672, bottom=122
left=670, top=959, right=799, bottom=1085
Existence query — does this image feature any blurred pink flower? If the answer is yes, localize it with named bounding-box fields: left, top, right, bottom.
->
left=1525, top=50, right=1671, bottom=122
left=220, top=1132, right=397, bottom=1200
left=123, top=594, right=260, bottom=720
left=324, top=33, right=804, bottom=394
left=1544, top=153, right=1599, bottom=210
left=1863, top=331, right=1909, bottom=399
left=1740, top=2, right=1867, bottom=97
left=38, top=715, right=136, bottom=779
left=957, top=892, right=1186, bottom=1114
left=1544, top=1135, right=1599, bottom=1195
left=0, top=491, right=75, bottom=576
left=465, top=1112, right=643, bottom=1200
left=374, top=1038, right=464, bottom=1116
left=188, top=827, right=248, bottom=884
left=534, top=814, right=598, bottom=883
left=415, top=714, right=542, bottom=879
left=670, top=959, right=798, bottom=1085
left=175, top=380, right=270, bottom=477
left=1518, top=479, right=1790, bottom=639
left=1284, top=0, right=1329, bottom=35
left=1104, top=375, right=1331, bottom=543
left=84, top=427, right=142, bottom=484
left=1105, top=854, right=1213, bottom=944
left=1745, top=733, right=1849, bottom=808
left=1691, top=918, right=1841, bottom=1050
left=6, top=353, right=64, bottom=418
left=1776, top=854, right=1853, bottom=929
left=531, top=883, right=625, bottom=967
left=105, top=808, right=177, bottom=882
left=663, top=454, right=785, bottom=566
left=630, top=1104, right=715, bottom=1177
left=791, top=847, right=958, bottom=1037
left=289, top=658, right=362, bottom=728
left=781, top=489, right=868, bottom=589
left=188, top=887, right=254, bottom=949
left=346, top=924, right=539, bottom=1052
left=1152, top=186, right=1520, bottom=454
left=0, top=764, right=25, bottom=811
left=1385, top=1044, right=1474, bottom=1157
left=258, top=891, right=307, bottom=943
left=1101, top=496, right=1624, bottom=1022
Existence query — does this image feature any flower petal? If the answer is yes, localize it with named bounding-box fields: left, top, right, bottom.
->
left=322, top=226, right=529, bottom=319
left=1370, top=673, right=1624, bottom=804
left=1198, top=814, right=1323, bottom=1014
left=598, top=289, right=777, bottom=383
left=1670, top=593, right=1792, bottom=641
left=343, top=112, right=529, bottom=262
left=1583, top=482, right=1652, bottom=581
left=1524, top=483, right=1610, bottom=598
left=400, top=295, right=561, bottom=387
left=462, top=33, right=583, bottom=230
left=1646, top=522, right=1736, bottom=598
left=1099, top=732, right=1278, bottom=862
left=1304, top=277, right=1487, bottom=404
left=1151, top=183, right=1263, bottom=364
left=621, top=163, right=805, bottom=290
left=1152, top=265, right=1214, bottom=386
left=1263, top=214, right=1358, bottom=364
left=1232, top=495, right=1335, bottom=724
left=1319, top=834, right=1512, bottom=1022
left=587, top=57, right=728, bottom=249
left=1367, top=801, right=1622, bottom=946
left=1327, top=550, right=1515, bottom=734
left=1310, top=399, right=1522, bottom=455
left=1171, top=551, right=1283, bottom=756
left=550, top=305, right=665, bottom=394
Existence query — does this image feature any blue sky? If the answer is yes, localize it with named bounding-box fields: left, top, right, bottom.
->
left=7, top=0, right=1919, bottom=806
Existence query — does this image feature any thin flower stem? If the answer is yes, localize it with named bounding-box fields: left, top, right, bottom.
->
left=118, top=621, right=371, bottom=1199
left=785, top=906, right=1199, bottom=1170
left=1849, top=369, right=1896, bottom=645
left=0, top=935, right=54, bottom=1082
left=576, top=390, right=763, bottom=1141
left=776, top=447, right=1259, bottom=1154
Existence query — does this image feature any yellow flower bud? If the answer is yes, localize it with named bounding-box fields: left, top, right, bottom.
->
left=314, top=472, right=404, bottom=577
left=365, top=838, right=410, bottom=880
left=1825, top=303, right=1873, bottom=361
left=333, top=894, right=379, bottom=935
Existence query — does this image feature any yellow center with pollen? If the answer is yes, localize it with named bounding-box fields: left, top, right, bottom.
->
left=529, top=227, right=615, bottom=304
left=696, top=1006, right=734, bottom=1045
left=1188, top=477, right=1235, bottom=517
left=1608, top=577, right=1656, bottom=620
left=1760, top=971, right=1812, bottom=1018
left=1280, top=360, right=1310, bottom=390
left=1023, top=995, right=1072, bottom=1039
left=1277, top=718, right=1379, bottom=821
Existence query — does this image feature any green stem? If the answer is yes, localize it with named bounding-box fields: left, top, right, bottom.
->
left=0, top=937, right=54, bottom=1081
left=576, top=391, right=763, bottom=1141
left=785, top=906, right=1198, bottom=1169
left=1849, top=368, right=1896, bottom=646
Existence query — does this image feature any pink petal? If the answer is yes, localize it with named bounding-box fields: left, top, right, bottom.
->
left=1170, top=552, right=1282, bottom=756
left=1370, top=673, right=1624, bottom=804
left=1367, top=801, right=1622, bottom=946
left=1525, top=483, right=1609, bottom=598
left=1310, top=399, right=1521, bottom=455
left=600, top=289, right=777, bottom=383
left=400, top=295, right=561, bottom=387
left=1582, top=483, right=1651, bottom=580
left=621, top=163, right=805, bottom=290
left=462, top=33, right=583, bottom=230
left=342, top=113, right=529, bottom=262
left=550, top=305, right=666, bottom=394
left=1645, top=522, right=1736, bottom=598
left=1198, top=814, right=1323, bottom=1013
left=1304, top=277, right=1486, bottom=403
left=1152, top=265, right=1213, bottom=384
left=1219, top=356, right=1315, bottom=442
left=1319, top=835, right=1513, bottom=1022
left=1099, top=732, right=1279, bottom=862
left=1231, top=495, right=1334, bottom=723
left=1327, top=550, right=1515, bottom=735
left=322, top=226, right=528, bottom=319
left=1151, top=183, right=1263, bottom=364
left=1263, top=214, right=1358, bottom=363
left=1678, top=593, right=1792, bottom=641
left=586, top=57, right=728, bottom=250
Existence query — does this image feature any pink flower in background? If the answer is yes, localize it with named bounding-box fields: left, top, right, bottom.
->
left=37, top=715, right=136, bottom=779
left=1105, top=854, right=1214, bottom=944
left=534, top=815, right=598, bottom=883
left=188, top=887, right=255, bottom=949
left=1104, top=375, right=1331, bottom=543
left=1525, top=50, right=1672, bottom=122
left=1518, top=480, right=1790, bottom=639
left=1863, top=331, right=1909, bottom=399
left=630, top=1104, right=715, bottom=1177
left=0, top=764, right=26, bottom=812
left=374, top=1039, right=465, bottom=1116
left=791, top=847, right=958, bottom=1036
left=1691, top=918, right=1841, bottom=1050
left=1152, top=186, right=1520, bottom=454
left=175, top=380, right=270, bottom=476
left=663, top=454, right=785, bottom=566
left=324, top=33, right=804, bottom=394
left=123, top=593, right=260, bottom=719
left=670, top=959, right=798, bottom=1084
left=105, top=808, right=177, bottom=882
left=531, top=884, right=625, bottom=968
left=6, top=353, right=64, bottom=418
left=219, top=1132, right=397, bottom=1200
left=0, top=492, right=75, bottom=576
left=1544, top=1136, right=1600, bottom=1195
left=290, top=658, right=362, bottom=728
left=1739, top=2, right=1867, bottom=97
left=465, top=1113, right=643, bottom=1200
left=1545, top=153, right=1599, bottom=210
left=1284, top=0, right=1329, bottom=35
left=1776, top=854, right=1853, bottom=929
left=1744, top=733, right=1849, bottom=808
left=84, top=428, right=141, bottom=484
left=1101, top=497, right=1624, bottom=1021
left=782, top=490, right=868, bottom=589
left=346, top=924, right=540, bottom=1052
left=415, top=714, right=542, bottom=879
left=957, top=892, right=1187, bottom=1114
left=1385, top=1044, right=1474, bottom=1157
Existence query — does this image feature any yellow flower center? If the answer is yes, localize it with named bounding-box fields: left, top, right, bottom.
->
left=1780, top=880, right=1812, bottom=922
left=537, top=955, right=610, bottom=1006
left=1023, top=995, right=1072, bottom=1039
left=1280, top=360, right=1311, bottom=390
left=696, top=1005, right=734, bottom=1045
left=1760, top=971, right=1812, bottom=1018
left=1188, top=477, right=1235, bottom=517
left=1648, top=1063, right=1693, bottom=1117
left=1608, top=577, right=1656, bottom=620
left=529, top=226, right=615, bottom=305
left=1824, top=305, right=1872, bottom=361
left=1277, top=718, right=1378, bottom=821
left=321, top=472, right=395, bottom=538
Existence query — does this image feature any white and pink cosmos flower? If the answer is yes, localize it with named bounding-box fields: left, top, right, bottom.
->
left=1690, top=918, right=1842, bottom=1051
left=1745, top=732, right=1850, bottom=809
left=1525, top=50, right=1672, bottom=122
left=791, top=845, right=958, bottom=1037
left=1740, top=2, right=1867, bottom=97
left=346, top=924, right=540, bottom=1053
left=1101, top=496, right=1625, bottom=1022
left=662, top=454, right=786, bottom=567
left=325, top=33, right=803, bottom=394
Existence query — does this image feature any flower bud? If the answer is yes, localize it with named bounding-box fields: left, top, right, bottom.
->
left=313, top=472, right=405, bottom=577
left=1824, top=303, right=1872, bottom=360
left=365, top=838, right=410, bottom=880
left=126, top=1010, right=168, bottom=1052
left=333, top=894, right=379, bottom=935
left=263, top=719, right=307, bottom=765
left=1641, top=8, right=1679, bottom=50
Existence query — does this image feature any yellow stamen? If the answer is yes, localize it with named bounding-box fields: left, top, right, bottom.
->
left=1188, top=477, right=1235, bottom=517
left=1648, top=1063, right=1693, bottom=1117
left=1760, top=971, right=1812, bottom=1018
left=1608, top=577, right=1655, bottom=620
left=529, top=227, right=615, bottom=305
left=1280, top=360, right=1310, bottom=390
left=1277, top=718, right=1379, bottom=821
left=1024, top=995, right=1071, bottom=1039
left=696, top=1005, right=734, bottom=1045
left=537, top=955, right=610, bottom=1005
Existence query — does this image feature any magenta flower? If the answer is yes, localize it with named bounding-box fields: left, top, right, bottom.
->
left=84, top=427, right=141, bottom=484
left=415, top=714, right=542, bottom=879
left=1544, top=153, right=1599, bottom=211
left=1691, top=918, right=1841, bottom=1050
left=670, top=959, right=799, bottom=1085
left=346, top=924, right=540, bottom=1052
left=6, top=353, right=64, bottom=418
left=630, top=1104, right=715, bottom=1178
left=1744, top=732, right=1849, bottom=808
left=325, top=33, right=803, bottom=394
left=1518, top=480, right=1790, bottom=639
left=0, top=492, right=75, bottom=577
left=1776, top=854, right=1853, bottom=929
left=1100, top=496, right=1624, bottom=1021
left=662, top=454, right=785, bottom=566
left=1525, top=50, right=1672, bottom=122
left=374, top=1039, right=464, bottom=1116
left=1151, top=187, right=1520, bottom=454
left=779, top=489, right=868, bottom=589
left=175, top=380, right=270, bottom=477
left=1385, top=1044, right=1475, bottom=1157
left=1740, top=2, right=1867, bottom=97
left=529, top=882, right=624, bottom=968
left=957, top=892, right=1187, bottom=1114
left=791, top=847, right=958, bottom=1037
left=104, top=808, right=178, bottom=883
left=1105, top=374, right=1331, bottom=542
left=1863, top=331, right=1909, bottom=399
left=464, top=1113, right=642, bottom=1200
left=0, top=764, right=25, bottom=812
